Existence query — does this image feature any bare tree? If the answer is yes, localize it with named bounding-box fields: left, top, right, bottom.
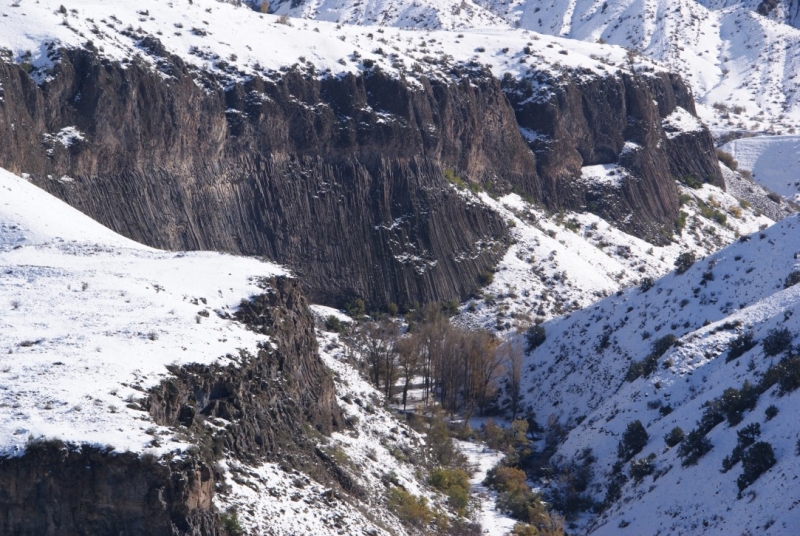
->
left=415, top=303, right=448, bottom=406
left=396, top=334, right=420, bottom=411
left=360, top=319, right=398, bottom=401
left=468, top=330, right=503, bottom=415
left=501, top=339, right=525, bottom=419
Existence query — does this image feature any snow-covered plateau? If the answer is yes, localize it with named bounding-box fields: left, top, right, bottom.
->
left=0, top=167, right=286, bottom=454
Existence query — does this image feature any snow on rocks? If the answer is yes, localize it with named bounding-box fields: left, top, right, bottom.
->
left=0, top=167, right=286, bottom=456
left=0, top=0, right=664, bottom=93
left=661, top=106, right=704, bottom=138
left=579, top=164, right=625, bottom=189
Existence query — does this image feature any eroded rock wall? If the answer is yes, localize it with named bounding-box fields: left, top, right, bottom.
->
left=0, top=45, right=722, bottom=306
left=504, top=69, right=722, bottom=243
left=0, top=442, right=220, bottom=536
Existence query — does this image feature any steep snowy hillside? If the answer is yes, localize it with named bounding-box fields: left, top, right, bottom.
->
left=700, top=0, right=800, bottom=28
left=456, top=177, right=774, bottom=330
left=3, top=166, right=519, bottom=535
left=266, top=0, right=510, bottom=29
left=515, top=213, right=800, bottom=534
left=722, top=134, right=800, bottom=203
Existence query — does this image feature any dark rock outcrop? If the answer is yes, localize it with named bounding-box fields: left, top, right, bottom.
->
left=0, top=442, right=220, bottom=536
left=146, top=276, right=343, bottom=468
left=0, top=43, right=721, bottom=306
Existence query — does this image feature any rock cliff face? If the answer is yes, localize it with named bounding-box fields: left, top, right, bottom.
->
left=146, top=277, right=344, bottom=471
left=0, top=277, right=344, bottom=535
left=0, top=44, right=721, bottom=308
left=504, top=69, right=723, bottom=243
left=0, top=442, right=220, bottom=536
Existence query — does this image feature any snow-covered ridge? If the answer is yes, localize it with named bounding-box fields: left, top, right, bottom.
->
left=0, top=167, right=286, bottom=456
left=0, top=0, right=666, bottom=90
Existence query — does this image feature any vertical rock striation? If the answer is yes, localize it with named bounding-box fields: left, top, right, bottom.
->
left=0, top=45, right=722, bottom=308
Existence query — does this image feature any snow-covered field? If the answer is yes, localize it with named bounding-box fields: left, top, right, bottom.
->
left=0, top=167, right=286, bottom=455
left=722, top=135, right=800, bottom=203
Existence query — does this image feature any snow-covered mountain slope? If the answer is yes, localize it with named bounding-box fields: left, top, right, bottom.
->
left=267, top=0, right=510, bottom=29
left=700, top=0, right=800, bottom=29
left=514, top=211, right=800, bottom=534
left=270, top=0, right=800, bottom=134
left=722, top=134, right=800, bottom=203
left=456, top=176, right=774, bottom=330
left=0, top=167, right=286, bottom=455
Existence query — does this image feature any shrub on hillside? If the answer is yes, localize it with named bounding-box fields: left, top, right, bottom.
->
left=664, top=427, right=685, bottom=447
left=726, top=331, right=756, bottom=362
left=387, top=487, right=434, bottom=528
left=325, top=315, right=348, bottom=334
left=784, top=271, right=800, bottom=289
left=737, top=441, right=776, bottom=492
left=625, top=334, right=676, bottom=381
left=617, top=420, right=649, bottom=462
left=486, top=465, right=563, bottom=531
left=525, top=325, right=546, bottom=352
left=716, top=149, right=738, bottom=171
left=681, top=174, right=703, bottom=189
left=722, top=423, right=760, bottom=473
left=674, top=252, right=696, bottom=274
left=639, top=277, right=654, bottom=292
left=478, top=270, right=494, bottom=286
left=765, top=404, right=779, bottom=421
left=629, top=453, right=656, bottom=482
left=344, top=298, right=366, bottom=319
left=763, top=327, right=793, bottom=357
left=510, top=518, right=564, bottom=536
left=428, top=467, right=471, bottom=514
left=717, top=381, right=759, bottom=426
left=677, top=428, right=713, bottom=466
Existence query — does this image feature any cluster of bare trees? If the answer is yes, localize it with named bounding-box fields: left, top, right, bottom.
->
left=354, top=304, right=525, bottom=416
